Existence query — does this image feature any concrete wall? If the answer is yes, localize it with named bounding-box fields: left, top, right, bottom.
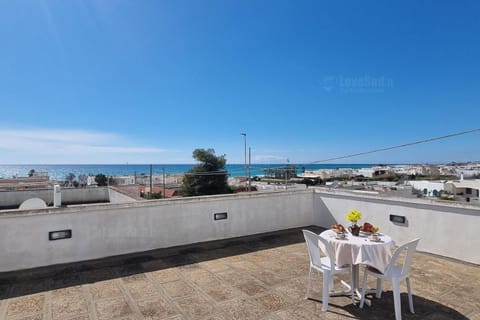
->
left=1, top=189, right=479, bottom=272
left=108, top=188, right=137, bottom=203
left=314, top=190, right=480, bottom=265
left=0, top=190, right=314, bottom=272
left=0, top=189, right=53, bottom=208
left=0, top=187, right=110, bottom=208
left=62, top=187, right=110, bottom=204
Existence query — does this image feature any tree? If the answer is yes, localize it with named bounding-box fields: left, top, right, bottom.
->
left=65, top=173, right=76, bottom=187
left=95, top=174, right=108, bottom=186
left=108, top=176, right=117, bottom=186
left=182, top=148, right=232, bottom=196
left=78, top=174, right=88, bottom=187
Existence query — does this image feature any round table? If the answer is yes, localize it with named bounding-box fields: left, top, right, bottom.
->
left=320, top=229, right=394, bottom=273
left=319, top=229, right=395, bottom=302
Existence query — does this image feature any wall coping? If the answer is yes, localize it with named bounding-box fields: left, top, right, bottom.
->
left=2, top=187, right=479, bottom=218
left=314, top=188, right=480, bottom=215
left=0, top=189, right=313, bottom=218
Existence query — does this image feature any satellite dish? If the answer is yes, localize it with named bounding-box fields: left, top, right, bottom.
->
left=19, top=198, right=47, bottom=210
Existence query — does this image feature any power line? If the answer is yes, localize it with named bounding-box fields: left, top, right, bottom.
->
left=308, top=128, right=480, bottom=164
left=164, top=128, right=480, bottom=177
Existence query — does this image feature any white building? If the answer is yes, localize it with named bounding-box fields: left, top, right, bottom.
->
left=357, top=167, right=374, bottom=178
left=407, top=180, right=445, bottom=196
left=444, top=180, right=480, bottom=202
left=112, top=175, right=136, bottom=185
left=392, top=165, right=424, bottom=176
left=455, top=168, right=480, bottom=178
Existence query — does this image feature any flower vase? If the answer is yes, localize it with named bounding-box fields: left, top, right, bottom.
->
left=349, top=222, right=361, bottom=236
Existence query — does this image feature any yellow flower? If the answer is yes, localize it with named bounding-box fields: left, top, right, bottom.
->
left=346, top=209, right=362, bottom=222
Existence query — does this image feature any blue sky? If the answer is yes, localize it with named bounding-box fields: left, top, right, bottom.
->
left=0, top=0, right=479, bottom=164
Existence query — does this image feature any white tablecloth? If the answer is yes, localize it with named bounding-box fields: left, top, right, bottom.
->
left=320, top=229, right=395, bottom=273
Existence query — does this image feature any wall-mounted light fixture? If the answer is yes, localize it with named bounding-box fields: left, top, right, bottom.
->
left=214, top=212, right=228, bottom=221
left=49, top=229, right=72, bottom=241
left=389, top=214, right=406, bottom=224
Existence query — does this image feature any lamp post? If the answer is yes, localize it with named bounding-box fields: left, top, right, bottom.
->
left=162, top=167, right=166, bottom=199
left=248, top=147, right=251, bottom=192
left=149, top=164, right=153, bottom=199
left=241, top=133, right=247, bottom=188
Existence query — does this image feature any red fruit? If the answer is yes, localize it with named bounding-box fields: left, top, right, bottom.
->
left=363, top=222, right=373, bottom=232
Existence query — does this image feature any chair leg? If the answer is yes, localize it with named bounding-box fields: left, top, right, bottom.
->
left=322, top=272, right=330, bottom=311
left=392, top=279, right=402, bottom=320
left=359, top=269, right=369, bottom=308
left=306, top=266, right=312, bottom=299
left=376, top=278, right=382, bottom=298
left=406, top=277, right=414, bottom=314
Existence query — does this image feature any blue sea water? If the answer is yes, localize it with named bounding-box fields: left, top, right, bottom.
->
left=0, top=164, right=377, bottom=181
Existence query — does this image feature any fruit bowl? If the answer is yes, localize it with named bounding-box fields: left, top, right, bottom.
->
left=331, top=223, right=346, bottom=234
left=361, top=222, right=379, bottom=234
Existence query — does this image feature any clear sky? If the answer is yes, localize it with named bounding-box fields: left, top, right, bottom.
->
left=0, top=1, right=479, bottom=164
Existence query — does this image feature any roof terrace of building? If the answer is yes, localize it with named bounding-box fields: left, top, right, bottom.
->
left=0, top=189, right=479, bottom=319
left=0, top=226, right=478, bottom=320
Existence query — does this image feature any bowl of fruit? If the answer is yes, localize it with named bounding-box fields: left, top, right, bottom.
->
left=361, top=222, right=379, bottom=235
left=331, top=223, right=346, bottom=234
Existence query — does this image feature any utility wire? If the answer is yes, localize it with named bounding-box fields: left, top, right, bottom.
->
left=173, top=128, right=480, bottom=176
left=236, top=128, right=480, bottom=173
left=307, top=128, right=480, bottom=164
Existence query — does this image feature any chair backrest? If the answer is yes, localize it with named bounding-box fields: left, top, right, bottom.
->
left=302, top=230, right=336, bottom=271
left=384, top=238, right=420, bottom=278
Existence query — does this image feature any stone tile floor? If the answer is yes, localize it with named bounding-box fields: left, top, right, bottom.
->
left=0, top=226, right=479, bottom=320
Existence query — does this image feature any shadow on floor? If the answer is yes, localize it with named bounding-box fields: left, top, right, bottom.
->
left=0, top=225, right=473, bottom=320
left=335, top=292, right=471, bottom=320
left=0, top=225, right=323, bottom=299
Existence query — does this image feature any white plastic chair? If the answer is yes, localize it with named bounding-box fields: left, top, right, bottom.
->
left=303, top=230, right=354, bottom=311
left=360, top=238, right=420, bottom=320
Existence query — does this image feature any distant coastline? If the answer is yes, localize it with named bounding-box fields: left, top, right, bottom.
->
left=0, top=164, right=380, bottom=181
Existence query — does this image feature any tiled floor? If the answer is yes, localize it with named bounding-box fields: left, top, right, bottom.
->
left=0, top=226, right=478, bottom=320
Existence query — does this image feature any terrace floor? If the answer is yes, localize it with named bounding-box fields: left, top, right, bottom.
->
left=0, top=226, right=479, bottom=320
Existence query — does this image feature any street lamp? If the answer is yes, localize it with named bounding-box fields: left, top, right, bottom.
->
left=241, top=133, right=247, bottom=188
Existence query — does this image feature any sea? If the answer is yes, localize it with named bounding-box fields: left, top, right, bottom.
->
left=0, top=164, right=378, bottom=181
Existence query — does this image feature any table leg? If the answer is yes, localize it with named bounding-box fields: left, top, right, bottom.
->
left=328, top=265, right=372, bottom=307
left=352, top=265, right=359, bottom=290
left=352, top=265, right=363, bottom=300
left=331, top=265, right=358, bottom=297
left=354, top=264, right=374, bottom=306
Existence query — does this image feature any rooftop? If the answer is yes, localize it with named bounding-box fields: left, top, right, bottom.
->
left=1, top=226, right=478, bottom=320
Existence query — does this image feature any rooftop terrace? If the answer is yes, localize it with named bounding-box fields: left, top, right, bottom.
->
left=1, top=226, right=478, bottom=320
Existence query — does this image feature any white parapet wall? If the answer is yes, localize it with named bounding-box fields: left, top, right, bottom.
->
left=314, top=190, right=480, bottom=265
left=0, top=187, right=110, bottom=209
left=1, top=188, right=479, bottom=272
left=0, top=190, right=315, bottom=272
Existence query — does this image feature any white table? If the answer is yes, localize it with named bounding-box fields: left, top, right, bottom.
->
left=319, top=229, right=395, bottom=303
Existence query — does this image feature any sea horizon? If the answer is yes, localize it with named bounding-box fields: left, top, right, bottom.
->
left=0, top=163, right=385, bottom=181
